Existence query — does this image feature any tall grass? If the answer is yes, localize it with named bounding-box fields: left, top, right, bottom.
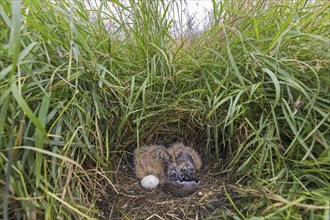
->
left=1, top=0, right=329, bottom=219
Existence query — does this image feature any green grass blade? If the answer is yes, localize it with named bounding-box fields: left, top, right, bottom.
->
left=35, top=93, right=50, bottom=187
left=10, top=83, right=49, bottom=141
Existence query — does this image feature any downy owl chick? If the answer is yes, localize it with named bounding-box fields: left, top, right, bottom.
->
left=167, top=143, right=202, bottom=181
left=134, top=145, right=173, bottom=183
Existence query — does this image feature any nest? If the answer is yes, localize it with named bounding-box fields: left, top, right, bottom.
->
left=90, top=124, right=239, bottom=219
left=95, top=160, right=237, bottom=220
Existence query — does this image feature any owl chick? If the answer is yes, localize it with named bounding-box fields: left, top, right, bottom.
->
left=167, top=143, right=202, bottom=181
left=163, top=167, right=199, bottom=197
left=133, top=145, right=173, bottom=183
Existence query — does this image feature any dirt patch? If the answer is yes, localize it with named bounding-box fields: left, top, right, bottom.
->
left=95, top=161, right=237, bottom=219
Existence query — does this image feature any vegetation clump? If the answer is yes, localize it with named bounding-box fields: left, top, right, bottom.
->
left=0, top=0, right=329, bottom=219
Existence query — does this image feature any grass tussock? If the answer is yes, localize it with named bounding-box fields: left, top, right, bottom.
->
left=0, top=0, right=329, bottom=219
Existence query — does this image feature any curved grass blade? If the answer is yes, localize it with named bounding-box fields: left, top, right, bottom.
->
left=262, top=68, right=280, bottom=108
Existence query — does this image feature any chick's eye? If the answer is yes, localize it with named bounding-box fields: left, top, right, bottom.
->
left=170, top=172, right=177, bottom=178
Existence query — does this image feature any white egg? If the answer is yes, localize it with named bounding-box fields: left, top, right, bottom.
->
left=141, top=175, right=160, bottom=189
